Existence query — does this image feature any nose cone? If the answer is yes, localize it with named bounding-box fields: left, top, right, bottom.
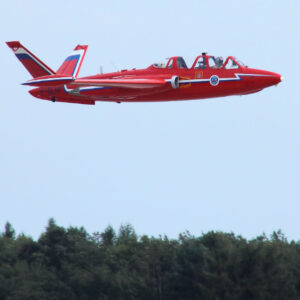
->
left=263, top=71, right=282, bottom=87
left=272, top=72, right=282, bottom=85
left=29, top=88, right=41, bottom=99
left=255, top=70, right=282, bottom=87
left=246, top=69, right=283, bottom=90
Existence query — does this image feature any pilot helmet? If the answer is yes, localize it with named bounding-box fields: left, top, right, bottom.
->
left=215, top=56, right=224, bottom=66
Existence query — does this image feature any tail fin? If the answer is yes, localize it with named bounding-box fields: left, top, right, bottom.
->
left=56, top=45, right=88, bottom=78
left=6, top=41, right=55, bottom=78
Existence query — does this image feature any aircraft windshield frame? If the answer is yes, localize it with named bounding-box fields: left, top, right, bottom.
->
left=233, top=57, right=246, bottom=67
left=223, top=56, right=246, bottom=69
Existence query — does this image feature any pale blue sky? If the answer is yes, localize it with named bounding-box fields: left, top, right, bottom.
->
left=0, top=0, right=299, bottom=240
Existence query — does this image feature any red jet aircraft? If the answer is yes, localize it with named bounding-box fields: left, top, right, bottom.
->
left=7, top=41, right=282, bottom=105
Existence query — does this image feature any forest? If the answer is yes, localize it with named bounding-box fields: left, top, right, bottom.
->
left=0, top=219, right=300, bottom=300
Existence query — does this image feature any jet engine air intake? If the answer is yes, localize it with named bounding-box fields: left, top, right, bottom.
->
left=171, top=75, right=179, bottom=89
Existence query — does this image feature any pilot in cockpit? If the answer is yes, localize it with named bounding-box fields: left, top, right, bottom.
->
left=196, top=57, right=206, bottom=69
left=215, top=56, right=224, bottom=68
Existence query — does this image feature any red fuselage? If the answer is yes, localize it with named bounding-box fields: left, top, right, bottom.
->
left=28, top=55, right=282, bottom=105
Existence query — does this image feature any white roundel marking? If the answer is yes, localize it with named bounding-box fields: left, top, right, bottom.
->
left=210, top=75, right=219, bottom=86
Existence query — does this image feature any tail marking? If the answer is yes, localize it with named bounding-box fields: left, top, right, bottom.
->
left=56, top=45, right=88, bottom=78
left=6, top=41, right=55, bottom=78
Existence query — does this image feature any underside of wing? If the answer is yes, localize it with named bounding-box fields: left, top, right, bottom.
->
left=73, top=78, right=167, bottom=89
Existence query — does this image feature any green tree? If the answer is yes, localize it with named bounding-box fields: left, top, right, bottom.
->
left=3, top=222, right=15, bottom=239
left=97, top=225, right=116, bottom=247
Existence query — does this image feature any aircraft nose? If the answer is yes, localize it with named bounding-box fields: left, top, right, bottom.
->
left=259, top=71, right=283, bottom=87
left=274, top=73, right=283, bottom=85
left=268, top=71, right=282, bottom=86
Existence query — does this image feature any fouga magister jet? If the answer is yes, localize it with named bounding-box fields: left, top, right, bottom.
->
left=7, top=41, right=282, bottom=105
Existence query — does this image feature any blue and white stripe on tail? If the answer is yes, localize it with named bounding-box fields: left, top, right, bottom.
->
left=6, top=41, right=55, bottom=78
left=56, top=45, right=88, bottom=78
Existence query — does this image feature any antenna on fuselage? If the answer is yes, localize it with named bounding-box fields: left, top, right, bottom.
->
left=110, top=61, right=119, bottom=71
left=99, top=66, right=103, bottom=74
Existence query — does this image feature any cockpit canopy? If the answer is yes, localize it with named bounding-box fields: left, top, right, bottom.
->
left=192, top=55, right=246, bottom=69
left=151, top=55, right=246, bottom=70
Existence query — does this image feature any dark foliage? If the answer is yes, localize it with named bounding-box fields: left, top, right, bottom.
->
left=0, top=221, right=299, bottom=299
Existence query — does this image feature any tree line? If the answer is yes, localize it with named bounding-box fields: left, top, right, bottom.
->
left=0, top=219, right=300, bottom=299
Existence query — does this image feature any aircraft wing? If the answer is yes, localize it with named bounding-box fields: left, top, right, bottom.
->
left=73, top=78, right=167, bottom=89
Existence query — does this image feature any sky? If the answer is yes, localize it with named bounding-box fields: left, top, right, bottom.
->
left=0, top=0, right=299, bottom=240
